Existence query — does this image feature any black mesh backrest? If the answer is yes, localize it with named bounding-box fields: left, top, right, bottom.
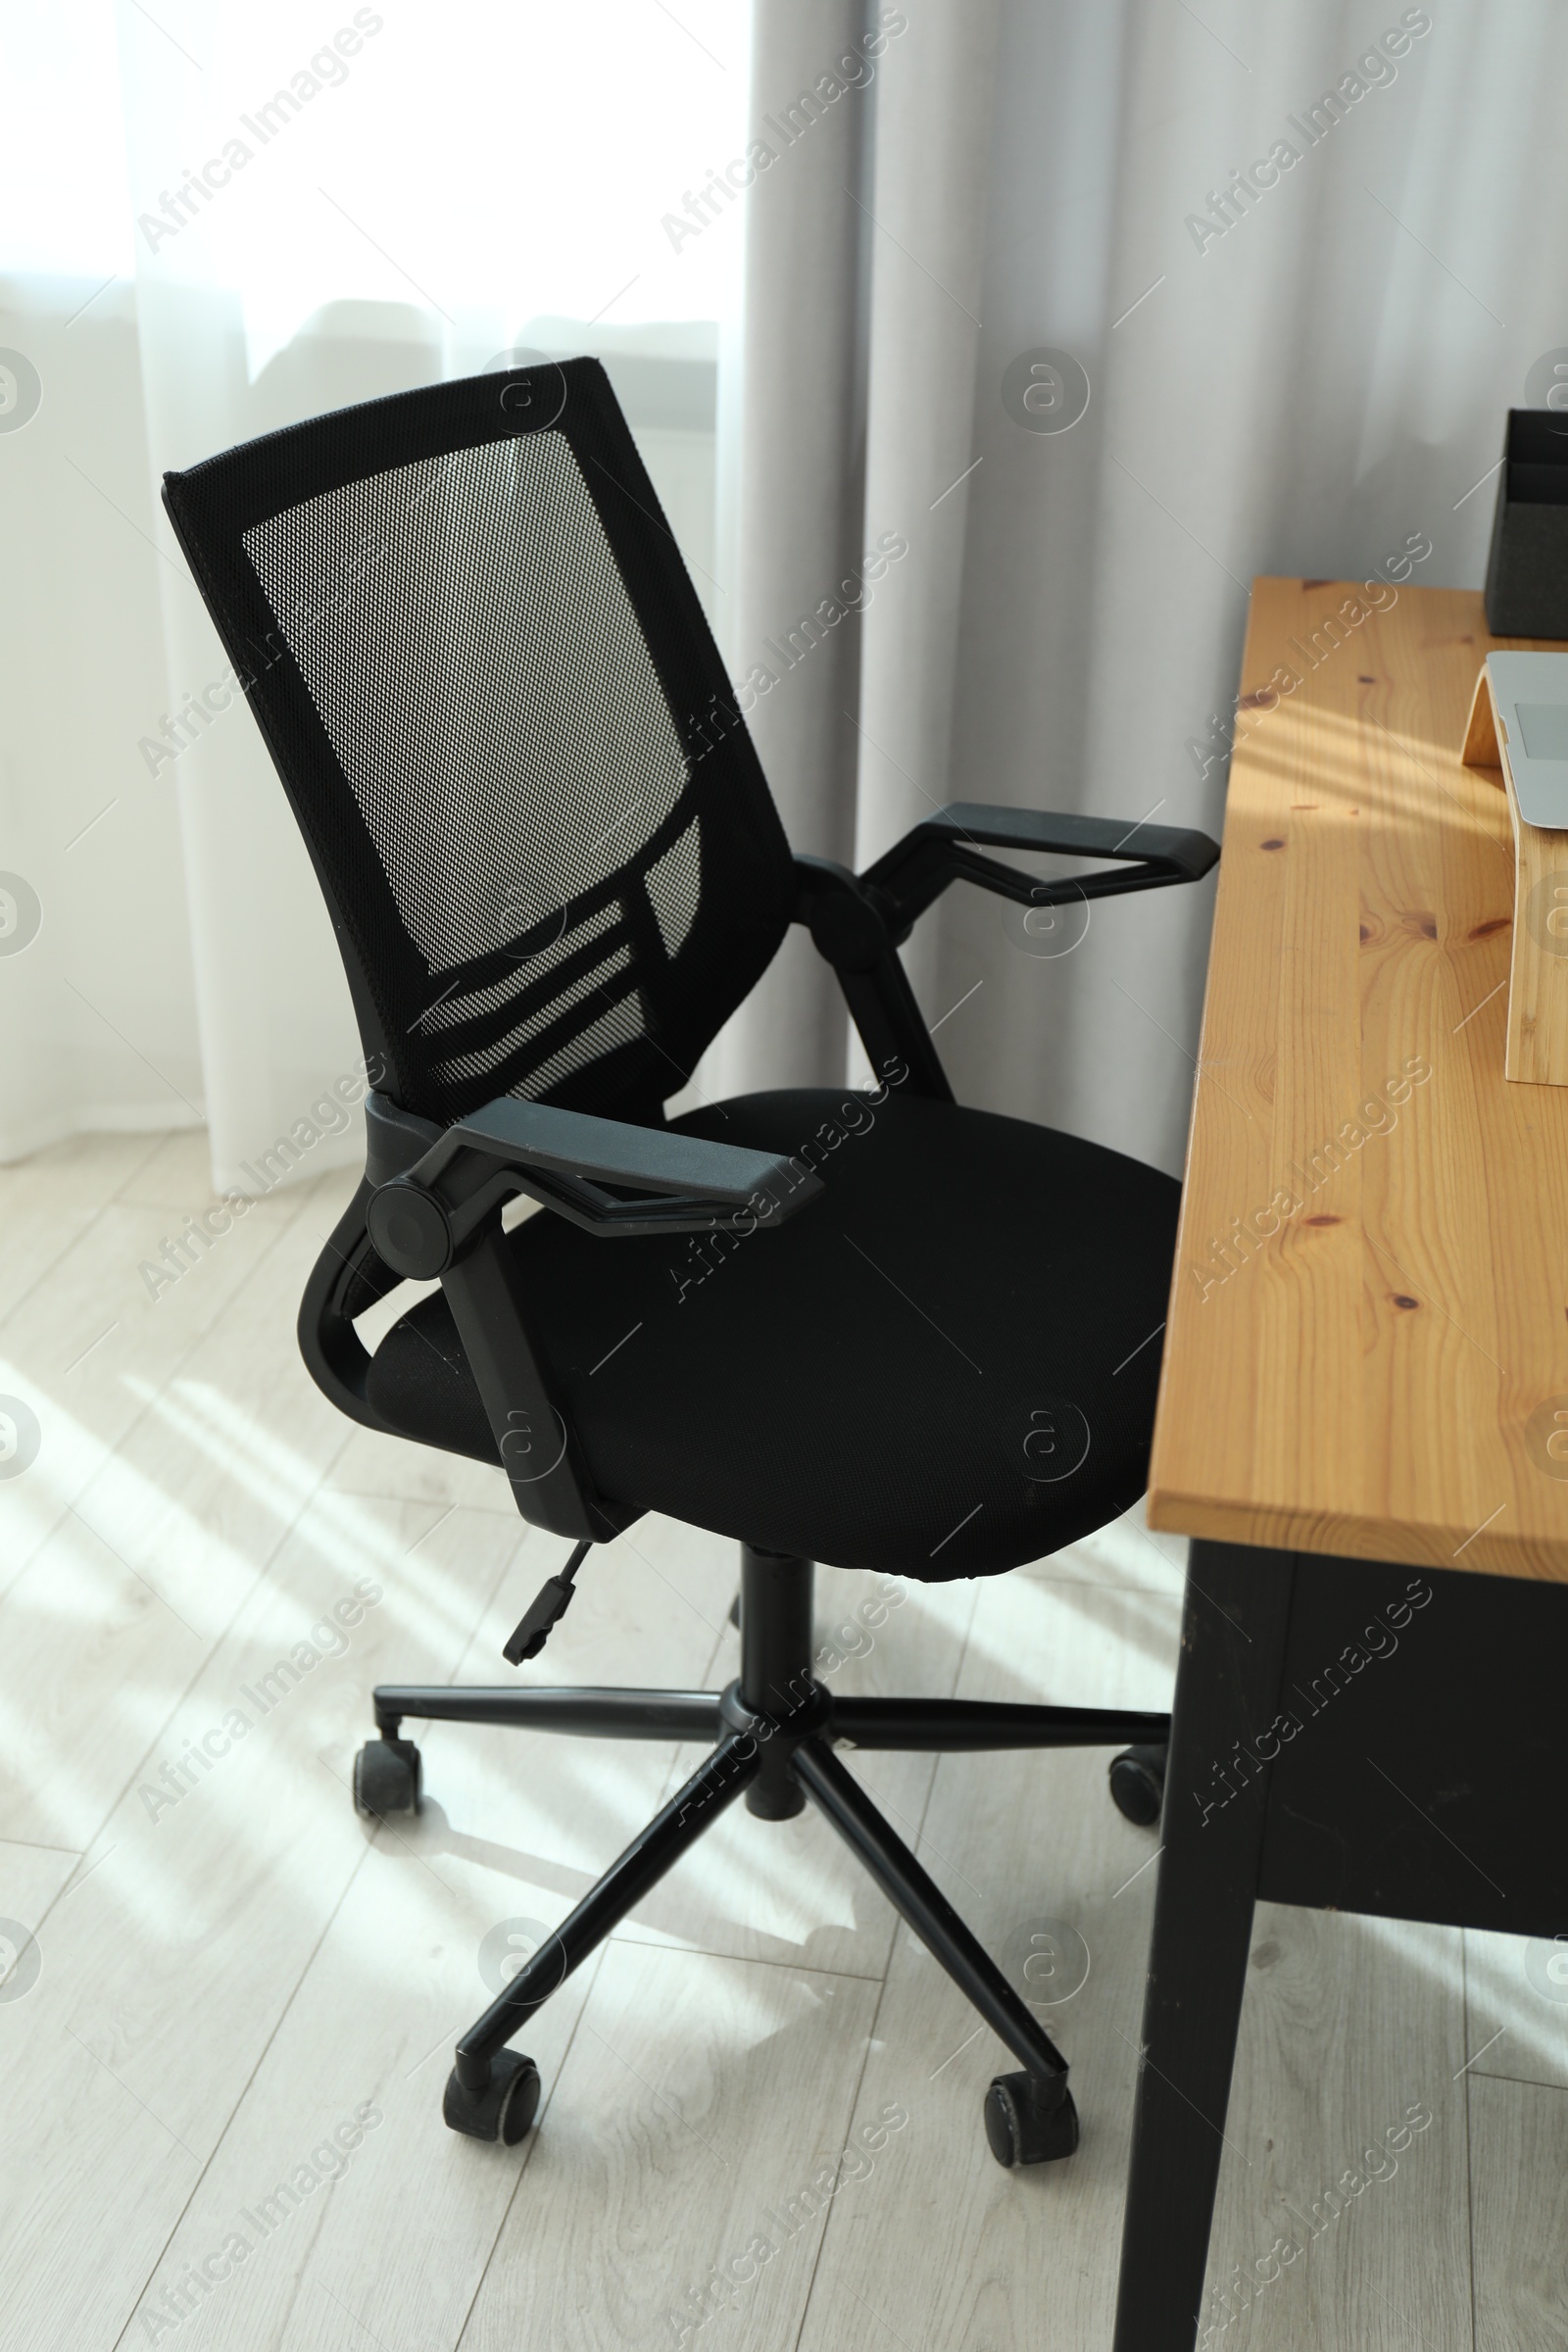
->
left=162, top=361, right=796, bottom=1125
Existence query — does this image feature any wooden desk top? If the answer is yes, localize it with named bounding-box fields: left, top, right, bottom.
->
left=1149, top=576, right=1568, bottom=1581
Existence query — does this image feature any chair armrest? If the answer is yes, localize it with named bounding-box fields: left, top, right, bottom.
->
left=859, top=802, right=1220, bottom=932
left=363, top=1091, right=822, bottom=1280
left=790, top=807, right=1218, bottom=1103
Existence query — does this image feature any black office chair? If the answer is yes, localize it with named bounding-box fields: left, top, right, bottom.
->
left=163, top=359, right=1217, bottom=2168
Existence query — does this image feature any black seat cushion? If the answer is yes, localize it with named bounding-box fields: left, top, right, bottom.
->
left=364, top=1090, right=1180, bottom=1580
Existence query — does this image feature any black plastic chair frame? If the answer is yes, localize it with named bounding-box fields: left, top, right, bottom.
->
left=304, top=805, right=1218, bottom=1544
left=160, top=360, right=1219, bottom=2165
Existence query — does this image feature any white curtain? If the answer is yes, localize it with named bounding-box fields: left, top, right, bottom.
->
left=0, top=0, right=743, bottom=1185
left=706, top=0, right=1568, bottom=1177
left=4, top=0, right=1565, bottom=1188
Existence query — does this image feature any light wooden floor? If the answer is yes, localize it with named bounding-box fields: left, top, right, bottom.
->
left=0, top=1130, right=1562, bottom=2350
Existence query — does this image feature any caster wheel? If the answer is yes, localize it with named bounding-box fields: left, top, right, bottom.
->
left=1109, top=1742, right=1166, bottom=1828
left=353, top=1737, right=421, bottom=1818
left=984, top=2074, right=1079, bottom=2168
left=444, top=2050, right=541, bottom=2145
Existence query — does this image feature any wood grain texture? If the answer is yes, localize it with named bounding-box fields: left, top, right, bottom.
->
left=1201, top=1904, right=1470, bottom=2350
left=122, top=1839, right=608, bottom=2352
left=1469, top=2073, right=1568, bottom=2352
left=0, top=1180, right=356, bottom=1847
left=462, top=1940, right=882, bottom=2352
left=0, top=1493, right=522, bottom=2352
left=0, top=1130, right=167, bottom=1322
left=1458, top=663, right=1568, bottom=1086
left=1500, top=795, right=1568, bottom=1085
left=1462, top=1927, right=1568, bottom=2091
left=1149, top=578, right=1568, bottom=1580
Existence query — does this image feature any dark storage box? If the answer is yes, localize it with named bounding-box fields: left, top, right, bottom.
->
left=1486, top=410, right=1568, bottom=638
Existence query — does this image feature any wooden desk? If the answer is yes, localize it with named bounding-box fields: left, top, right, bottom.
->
left=1113, top=580, right=1568, bottom=2350
left=1149, top=576, right=1568, bottom=1582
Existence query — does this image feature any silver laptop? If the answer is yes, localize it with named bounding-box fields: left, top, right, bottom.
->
left=1488, top=652, right=1568, bottom=828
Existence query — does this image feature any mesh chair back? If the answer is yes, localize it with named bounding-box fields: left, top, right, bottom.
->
left=163, top=361, right=795, bottom=1125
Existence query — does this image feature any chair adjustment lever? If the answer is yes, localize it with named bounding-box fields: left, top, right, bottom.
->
left=503, top=1541, right=592, bottom=1665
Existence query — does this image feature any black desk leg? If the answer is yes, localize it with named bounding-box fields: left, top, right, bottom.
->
left=1111, top=1540, right=1297, bottom=2352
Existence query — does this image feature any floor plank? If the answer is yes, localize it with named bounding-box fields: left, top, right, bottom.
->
left=0, top=1182, right=324, bottom=1607
left=1463, top=1925, right=1568, bottom=2091
left=114, top=1508, right=741, bottom=2351
left=0, top=1181, right=357, bottom=1851
left=110, top=1127, right=239, bottom=1212
left=1017, top=1496, right=1187, bottom=1595
left=798, top=1572, right=1179, bottom=2352
left=1200, top=1905, right=1471, bottom=2350
left=0, top=1494, right=520, bottom=2351
left=460, top=1941, right=883, bottom=2352
left=7, top=1127, right=1559, bottom=2350
left=122, top=1818, right=607, bottom=2352
left=0, top=1838, right=79, bottom=2007
left=0, top=1132, right=166, bottom=1324
left=404, top=1510, right=739, bottom=1940
left=1469, top=2072, right=1568, bottom=2352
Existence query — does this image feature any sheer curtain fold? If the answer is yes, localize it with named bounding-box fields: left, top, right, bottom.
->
left=702, top=0, right=873, bottom=1100
left=4, top=0, right=1565, bottom=1187
left=720, top=0, right=1568, bottom=1167
left=1, top=0, right=746, bottom=1186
